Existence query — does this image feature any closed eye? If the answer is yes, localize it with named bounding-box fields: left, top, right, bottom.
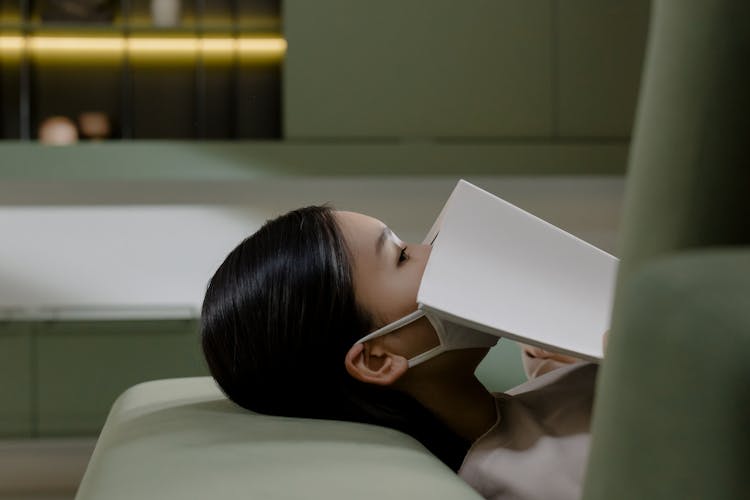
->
left=398, top=246, right=410, bottom=265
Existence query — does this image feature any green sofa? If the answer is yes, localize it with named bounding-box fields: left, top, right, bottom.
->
left=74, top=343, right=526, bottom=500
left=73, top=377, right=484, bottom=500
left=76, top=1, right=749, bottom=499
left=582, top=1, right=750, bottom=499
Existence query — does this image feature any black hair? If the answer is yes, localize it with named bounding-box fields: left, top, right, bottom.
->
left=201, top=205, right=470, bottom=471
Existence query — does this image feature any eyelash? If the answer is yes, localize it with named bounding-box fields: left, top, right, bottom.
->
left=398, top=246, right=410, bottom=265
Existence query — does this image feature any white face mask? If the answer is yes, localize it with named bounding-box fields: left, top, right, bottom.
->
left=354, top=308, right=499, bottom=368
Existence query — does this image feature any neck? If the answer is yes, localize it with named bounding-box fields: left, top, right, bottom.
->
left=408, top=373, right=497, bottom=443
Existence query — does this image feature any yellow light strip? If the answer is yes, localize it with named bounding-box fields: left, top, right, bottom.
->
left=0, top=36, right=25, bottom=51
left=202, top=38, right=236, bottom=54
left=129, top=37, right=197, bottom=54
left=31, top=36, right=126, bottom=53
left=0, top=35, right=286, bottom=60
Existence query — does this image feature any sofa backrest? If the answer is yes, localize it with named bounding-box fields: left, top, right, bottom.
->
left=583, top=1, right=750, bottom=498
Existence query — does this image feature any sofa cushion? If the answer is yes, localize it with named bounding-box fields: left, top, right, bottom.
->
left=76, top=377, right=482, bottom=500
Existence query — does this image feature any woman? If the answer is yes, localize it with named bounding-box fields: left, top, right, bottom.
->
left=201, top=205, right=600, bottom=500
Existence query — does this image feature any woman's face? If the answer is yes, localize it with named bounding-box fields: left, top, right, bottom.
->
left=335, top=210, right=440, bottom=359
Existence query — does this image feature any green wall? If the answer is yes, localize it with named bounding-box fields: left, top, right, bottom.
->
left=0, top=319, right=206, bottom=438
left=0, top=321, right=33, bottom=436
left=284, top=0, right=649, bottom=139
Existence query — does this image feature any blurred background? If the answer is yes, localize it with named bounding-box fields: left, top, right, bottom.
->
left=0, top=1, right=649, bottom=498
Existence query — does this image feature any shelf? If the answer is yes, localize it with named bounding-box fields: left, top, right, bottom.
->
left=0, top=22, right=281, bottom=35
left=0, top=305, right=198, bottom=321
left=0, top=140, right=629, bottom=181
left=0, top=0, right=283, bottom=140
left=1, top=22, right=128, bottom=32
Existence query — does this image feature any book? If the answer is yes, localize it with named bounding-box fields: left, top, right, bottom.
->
left=418, top=179, right=618, bottom=361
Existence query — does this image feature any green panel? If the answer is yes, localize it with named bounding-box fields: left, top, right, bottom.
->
left=557, top=0, right=650, bottom=137
left=284, top=0, right=553, bottom=138
left=0, top=141, right=629, bottom=182
left=0, top=321, right=32, bottom=437
left=475, top=339, right=527, bottom=393
left=36, top=319, right=207, bottom=436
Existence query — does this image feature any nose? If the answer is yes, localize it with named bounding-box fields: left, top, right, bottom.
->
left=420, top=242, right=432, bottom=261
left=409, top=243, right=431, bottom=269
left=415, top=244, right=432, bottom=280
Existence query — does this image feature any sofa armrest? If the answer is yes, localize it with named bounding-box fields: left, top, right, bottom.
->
left=583, top=249, right=750, bottom=499
left=75, top=377, right=482, bottom=500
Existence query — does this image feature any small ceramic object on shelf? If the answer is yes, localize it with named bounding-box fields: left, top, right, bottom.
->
left=78, top=111, right=111, bottom=141
left=151, top=0, right=181, bottom=27
left=41, top=0, right=116, bottom=23
left=38, top=116, right=79, bottom=146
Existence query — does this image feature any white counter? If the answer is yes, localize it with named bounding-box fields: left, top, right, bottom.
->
left=0, top=177, right=624, bottom=317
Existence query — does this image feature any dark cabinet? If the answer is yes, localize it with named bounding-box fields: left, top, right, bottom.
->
left=0, top=0, right=282, bottom=140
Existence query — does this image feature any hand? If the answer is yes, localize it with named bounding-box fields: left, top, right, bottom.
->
left=521, top=344, right=580, bottom=365
left=519, top=343, right=582, bottom=379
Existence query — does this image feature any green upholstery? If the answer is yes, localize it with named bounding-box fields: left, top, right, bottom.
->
left=610, top=0, right=749, bottom=284
left=73, top=347, right=524, bottom=500
left=73, top=336, right=523, bottom=500
left=583, top=1, right=750, bottom=498
left=75, top=377, right=482, bottom=500
left=583, top=251, right=750, bottom=499
left=76, top=340, right=525, bottom=500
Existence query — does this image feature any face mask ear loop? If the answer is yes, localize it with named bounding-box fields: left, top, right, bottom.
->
left=355, top=309, right=426, bottom=344
left=407, top=345, right=446, bottom=368
left=405, top=311, right=447, bottom=368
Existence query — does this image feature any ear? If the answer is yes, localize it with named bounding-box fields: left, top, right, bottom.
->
left=345, top=341, right=408, bottom=386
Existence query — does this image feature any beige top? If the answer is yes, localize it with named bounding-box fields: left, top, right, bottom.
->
left=458, top=362, right=598, bottom=500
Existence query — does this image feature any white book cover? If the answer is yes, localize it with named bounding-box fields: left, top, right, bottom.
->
left=418, top=180, right=618, bottom=362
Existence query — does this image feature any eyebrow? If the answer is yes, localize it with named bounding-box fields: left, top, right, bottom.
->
left=375, top=226, right=391, bottom=256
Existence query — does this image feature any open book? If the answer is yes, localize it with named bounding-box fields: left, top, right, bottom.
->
left=418, top=180, right=618, bottom=362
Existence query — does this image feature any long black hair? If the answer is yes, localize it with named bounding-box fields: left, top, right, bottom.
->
left=201, top=205, right=470, bottom=471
